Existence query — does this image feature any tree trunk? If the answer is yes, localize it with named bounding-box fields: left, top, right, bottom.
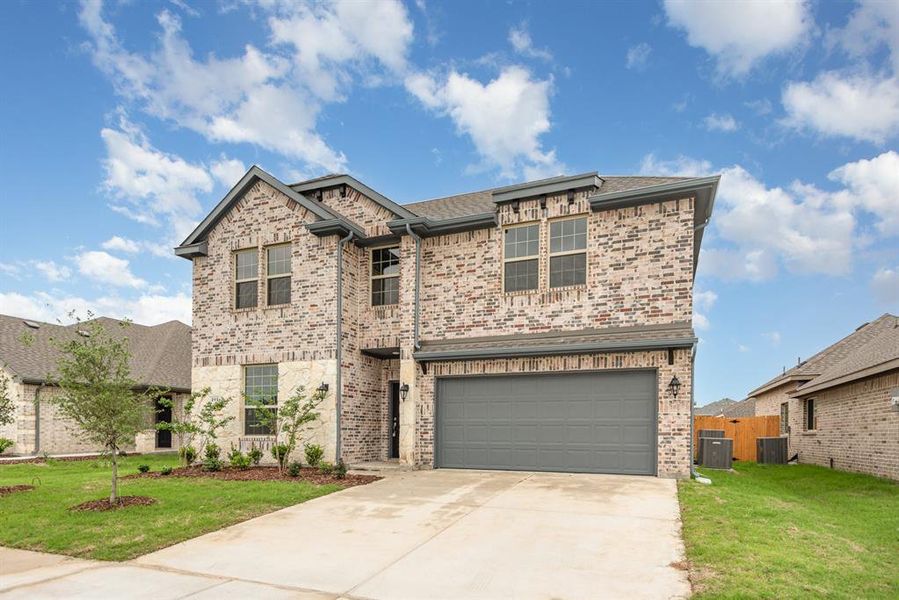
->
left=110, top=445, right=118, bottom=505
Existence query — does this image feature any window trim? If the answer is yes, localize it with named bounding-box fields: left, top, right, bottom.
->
left=547, top=215, right=588, bottom=289
left=370, top=245, right=400, bottom=307
left=265, top=243, right=292, bottom=307
left=234, top=248, right=259, bottom=309
left=780, top=402, right=789, bottom=435
left=243, top=364, right=278, bottom=436
left=502, top=221, right=541, bottom=293
left=804, top=398, right=816, bottom=431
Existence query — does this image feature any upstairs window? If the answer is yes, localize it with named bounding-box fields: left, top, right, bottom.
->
left=504, top=224, right=539, bottom=292
left=371, top=247, right=400, bottom=306
left=234, top=249, right=258, bottom=309
left=549, top=217, right=587, bottom=288
left=245, top=364, right=278, bottom=435
left=266, top=245, right=292, bottom=306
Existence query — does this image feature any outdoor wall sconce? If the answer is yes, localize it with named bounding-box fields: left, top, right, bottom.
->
left=667, top=375, right=681, bottom=399
left=317, top=382, right=329, bottom=394
left=567, top=189, right=575, bottom=205
left=510, top=199, right=520, bottom=213
left=400, top=383, right=410, bottom=401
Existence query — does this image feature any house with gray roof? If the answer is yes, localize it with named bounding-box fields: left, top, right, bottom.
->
left=0, top=314, right=191, bottom=456
left=749, top=314, right=899, bottom=480
left=175, top=165, right=718, bottom=478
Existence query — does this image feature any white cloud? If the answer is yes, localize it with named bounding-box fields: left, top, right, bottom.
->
left=640, top=153, right=713, bottom=177
left=763, top=331, right=782, bottom=346
left=663, top=0, right=812, bottom=76
left=0, top=263, right=21, bottom=278
left=828, top=0, right=899, bottom=74
left=871, top=267, right=899, bottom=305
left=737, top=344, right=750, bottom=353
left=33, top=261, right=71, bottom=282
left=828, top=151, right=899, bottom=235
left=406, top=66, right=563, bottom=179
left=703, top=113, right=739, bottom=132
left=626, top=43, right=651, bottom=71
left=508, top=24, right=553, bottom=61
left=101, top=117, right=212, bottom=240
left=0, top=291, right=191, bottom=326
left=102, top=236, right=140, bottom=253
left=210, top=156, right=247, bottom=188
left=692, top=289, right=717, bottom=331
left=75, top=250, right=147, bottom=289
left=745, top=98, right=773, bottom=115
left=699, top=248, right=778, bottom=282
left=692, top=312, right=710, bottom=330
left=782, top=72, right=899, bottom=144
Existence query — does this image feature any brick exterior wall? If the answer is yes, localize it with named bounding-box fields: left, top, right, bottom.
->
left=187, top=178, right=697, bottom=477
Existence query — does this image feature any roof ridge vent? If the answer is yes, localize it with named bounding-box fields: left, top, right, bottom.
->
left=23, top=320, right=40, bottom=329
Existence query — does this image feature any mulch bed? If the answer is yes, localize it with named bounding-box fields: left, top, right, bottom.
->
left=0, top=484, right=35, bottom=497
left=0, top=453, right=141, bottom=465
left=70, top=495, right=157, bottom=512
left=124, top=465, right=380, bottom=488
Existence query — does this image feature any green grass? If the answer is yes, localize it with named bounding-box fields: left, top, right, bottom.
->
left=0, top=453, right=341, bottom=561
left=678, top=462, right=899, bottom=599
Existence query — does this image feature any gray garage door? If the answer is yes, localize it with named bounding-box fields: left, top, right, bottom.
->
left=436, top=371, right=657, bottom=475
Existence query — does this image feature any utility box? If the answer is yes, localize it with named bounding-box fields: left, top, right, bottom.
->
left=700, top=437, right=733, bottom=469
left=696, top=429, right=726, bottom=464
left=757, top=437, right=788, bottom=464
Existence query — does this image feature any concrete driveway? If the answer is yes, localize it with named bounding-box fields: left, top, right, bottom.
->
left=1, top=470, right=689, bottom=599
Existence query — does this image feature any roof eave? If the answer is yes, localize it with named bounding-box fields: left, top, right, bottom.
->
left=386, top=213, right=498, bottom=237
left=790, top=358, right=899, bottom=397
left=747, top=373, right=813, bottom=398
left=413, top=336, right=697, bottom=362
left=173, top=241, right=208, bottom=259
left=291, top=174, right=418, bottom=220
left=492, top=172, right=602, bottom=204
left=306, top=219, right=368, bottom=240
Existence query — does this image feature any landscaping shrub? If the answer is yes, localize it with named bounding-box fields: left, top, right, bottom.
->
left=180, top=445, right=197, bottom=465
left=228, top=447, right=251, bottom=470
left=303, top=443, right=324, bottom=467
left=334, top=459, right=347, bottom=479
left=160, top=466, right=173, bottom=476
left=0, top=437, right=13, bottom=455
left=248, top=446, right=263, bottom=466
left=318, top=461, right=334, bottom=475
left=271, top=443, right=290, bottom=469
left=202, top=443, right=223, bottom=472
left=137, top=464, right=150, bottom=473
left=287, top=461, right=302, bottom=477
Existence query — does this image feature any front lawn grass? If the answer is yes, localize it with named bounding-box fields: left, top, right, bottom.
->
left=678, top=462, right=899, bottom=598
left=0, top=453, right=341, bottom=561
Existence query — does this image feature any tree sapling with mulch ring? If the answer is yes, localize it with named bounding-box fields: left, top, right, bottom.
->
left=70, top=496, right=157, bottom=511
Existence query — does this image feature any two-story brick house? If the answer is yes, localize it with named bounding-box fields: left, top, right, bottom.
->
left=176, top=166, right=718, bottom=478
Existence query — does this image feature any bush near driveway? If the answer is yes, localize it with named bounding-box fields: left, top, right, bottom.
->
left=0, top=453, right=343, bottom=561
left=678, top=462, right=899, bottom=599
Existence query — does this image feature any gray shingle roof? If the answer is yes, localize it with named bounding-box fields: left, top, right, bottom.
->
left=0, top=314, right=191, bottom=391
left=404, top=175, right=694, bottom=220
left=695, top=398, right=737, bottom=416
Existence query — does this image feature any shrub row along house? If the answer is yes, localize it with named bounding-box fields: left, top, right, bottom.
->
left=0, top=315, right=190, bottom=456
left=175, top=166, right=718, bottom=477
left=749, top=314, right=899, bottom=480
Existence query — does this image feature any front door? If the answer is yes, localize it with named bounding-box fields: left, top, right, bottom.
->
left=155, top=397, right=173, bottom=449
left=389, top=381, right=400, bottom=459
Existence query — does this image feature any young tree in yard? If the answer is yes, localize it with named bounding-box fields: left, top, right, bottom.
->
left=252, top=385, right=327, bottom=474
left=156, top=389, right=234, bottom=466
left=0, top=369, right=13, bottom=428
left=49, top=317, right=153, bottom=505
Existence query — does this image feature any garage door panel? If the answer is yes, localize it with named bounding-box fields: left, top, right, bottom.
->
left=437, top=371, right=656, bottom=475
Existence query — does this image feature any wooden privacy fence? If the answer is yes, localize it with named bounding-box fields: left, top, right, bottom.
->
left=693, top=415, right=780, bottom=462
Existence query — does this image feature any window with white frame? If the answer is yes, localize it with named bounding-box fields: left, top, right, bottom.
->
left=234, top=249, right=258, bottom=309
left=503, top=223, right=539, bottom=292
left=244, top=364, right=278, bottom=435
left=371, top=247, right=400, bottom=306
left=266, top=245, right=291, bottom=306
left=548, top=217, right=587, bottom=288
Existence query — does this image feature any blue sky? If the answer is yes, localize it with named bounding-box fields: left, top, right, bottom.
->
left=0, top=0, right=897, bottom=405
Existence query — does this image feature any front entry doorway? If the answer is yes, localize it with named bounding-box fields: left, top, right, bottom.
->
left=155, top=397, right=173, bottom=449
left=389, top=381, right=400, bottom=459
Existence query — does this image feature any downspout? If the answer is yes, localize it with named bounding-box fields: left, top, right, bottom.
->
left=690, top=342, right=711, bottom=484
left=335, top=230, right=355, bottom=462
left=404, top=224, right=422, bottom=350
left=33, top=383, right=43, bottom=456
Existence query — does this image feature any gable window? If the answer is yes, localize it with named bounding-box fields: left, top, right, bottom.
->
left=234, top=249, right=258, bottom=309
left=504, top=223, right=539, bottom=292
left=804, top=398, right=816, bottom=431
left=244, top=364, right=278, bottom=435
left=549, top=217, right=587, bottom=288
left=266, top=245, right=292, bottom=306
left=371, top=247, right=400, bottom=306
left=780, top=402, right=789, bottom=435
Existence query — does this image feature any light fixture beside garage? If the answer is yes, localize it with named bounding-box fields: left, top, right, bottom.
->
left=317, top=382, right=329, bottom=394
left=667, top=375, right=681, bottom=399
left=400, top=383, right=410, bottom=401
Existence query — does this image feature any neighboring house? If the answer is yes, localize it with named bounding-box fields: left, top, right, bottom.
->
left=695, top=397, right=737, bottom=416
left=749, top=314, right=899, bottom=480
left=720, top=397, right=756, bottom=418
left=0, top=314, right=191, bottom=456
left=176, top=166, right=718, bottom=478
